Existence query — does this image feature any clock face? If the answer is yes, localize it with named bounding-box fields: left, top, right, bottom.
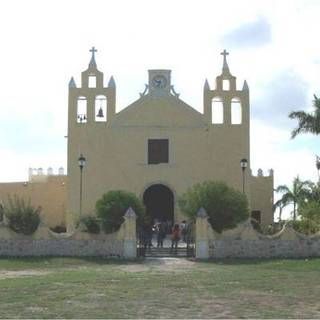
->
left=151, top=75, right=167, bottom=89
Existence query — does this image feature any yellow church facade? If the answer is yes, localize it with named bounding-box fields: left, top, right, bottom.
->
left=0, top=49, right=273, bottom=229
left=67, top=49, right=273, bottom=228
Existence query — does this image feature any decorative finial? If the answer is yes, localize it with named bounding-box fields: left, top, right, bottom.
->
left=197, top=207, right=208, bottom=218
left=242, top=80, right=249, bottom=91
left=108, top=76, right=116, bottom=88
left=204, top=79, right=210, bottom=91
left=124, top=207, right=136, bottom=219
left=220, top=49, right=230, bottom=73
left=89, top=46, right=97, bottom=68
left=170, top=85, right=180, bottom=98
left=69, top=77, right=77, bottom=88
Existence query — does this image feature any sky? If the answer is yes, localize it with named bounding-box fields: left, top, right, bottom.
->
left=0, top=0, right=319, bottom=220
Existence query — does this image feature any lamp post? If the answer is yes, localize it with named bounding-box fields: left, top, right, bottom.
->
left=240, top=158, right=248, bottom=193
left=78, top=154, right=86, bottom=217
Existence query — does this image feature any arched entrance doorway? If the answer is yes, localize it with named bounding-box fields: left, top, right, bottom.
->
left=143, top=184, right=174, bottom=223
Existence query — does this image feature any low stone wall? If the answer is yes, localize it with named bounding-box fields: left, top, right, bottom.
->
left=0, top=207, right=137, bottom=258
left=210, top=239, right=320, bottom=259
left=0, top=239, right=123, bottom=257
left=195, top=208, right=320, bottom=259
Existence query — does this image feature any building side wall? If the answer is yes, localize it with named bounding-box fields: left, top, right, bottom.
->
left=0, top=176, right=67, bottom=228
left=250, top=175, right=274, bottom=225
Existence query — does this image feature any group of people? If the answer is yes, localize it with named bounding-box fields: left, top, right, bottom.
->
left=140, top=220, right=189, bottom=249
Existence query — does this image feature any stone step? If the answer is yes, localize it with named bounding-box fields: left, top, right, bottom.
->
left=141, top=247, right=195, bottom=257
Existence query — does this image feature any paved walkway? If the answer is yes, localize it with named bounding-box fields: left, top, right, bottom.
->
left=149, top=235, right=187, bottom=248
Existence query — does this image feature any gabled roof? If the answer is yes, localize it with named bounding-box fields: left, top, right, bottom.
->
left=111, top=95, right=206, bottom=128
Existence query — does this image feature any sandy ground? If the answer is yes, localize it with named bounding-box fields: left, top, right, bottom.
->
left=0, top=270, right=51, bottom=279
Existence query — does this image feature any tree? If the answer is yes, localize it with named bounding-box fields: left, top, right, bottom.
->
left=273, top=200, right=285, bottom=223
left=289, top=94, right=320, bottom=138
left=274, top=176, right=313, bottom=220
left=96, top=190, right=145, bottom=233
left=299, top=200, right=320, bottom=225
left=299, top=182, right=320, bottom=223
left=179, top=181, right=249, bottom=233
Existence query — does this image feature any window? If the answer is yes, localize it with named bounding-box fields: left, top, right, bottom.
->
left=77, top=97, right=87, bottom=123
left=88, top=75, right=96, bottom=88
left=95, top=95, right=107, bottom=122
left=251, top=210, right=261, bottom=224
left=222, top=79, right=230, bottom=90
left=148, top=139, right=169, bottom=164
left=231, top=98, right=242, bottom=124
left=212, top=99, right=223, bottom=124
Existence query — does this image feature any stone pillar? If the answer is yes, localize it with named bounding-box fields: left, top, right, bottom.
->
left=123, top=207, right=137, bottom=259
left=196, top=207, right=209, bottom=259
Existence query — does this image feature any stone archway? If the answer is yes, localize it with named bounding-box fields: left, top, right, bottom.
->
left=143, top=184, right=174, bottom=223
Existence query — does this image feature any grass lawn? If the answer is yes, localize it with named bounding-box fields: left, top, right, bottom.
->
left=0, top=257, right=319, bottom=319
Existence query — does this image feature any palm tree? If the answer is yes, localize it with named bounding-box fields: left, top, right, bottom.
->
left=273, top=200, right=285, bottom=223
left=274, top=176, right=313, bottom=220
left=289, top=94, right=320, bottom=138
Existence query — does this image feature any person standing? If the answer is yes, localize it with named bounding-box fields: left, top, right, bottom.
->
left=171, top=223, right=180, bottom=250
left=156, top=222, right=166, bottom=248
left=180, top=220, right=187, bottom=242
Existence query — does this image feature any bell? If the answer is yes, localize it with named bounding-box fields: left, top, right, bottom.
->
left=96, top=107, right=104, bottom=118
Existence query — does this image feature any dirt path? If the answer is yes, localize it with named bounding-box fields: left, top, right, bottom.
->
left=0, top=270, right=51, bottom=279
left=120, top=257, right=196, bottom=273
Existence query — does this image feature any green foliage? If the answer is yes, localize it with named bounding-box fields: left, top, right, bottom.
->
left=179, top=181, right=249, bottom=233
left=79, top=215, right=100, bottom=234
left=274, top=176, right=313, bottom=220
left=96, top=190, right=145, bottom=234
left=4, top=195, right=41, bottom=235
left=289, top=94, right=320, bottom=138
left=292, top=219, right=320, bottom=235
left=299, top=200, right=320, bottom=224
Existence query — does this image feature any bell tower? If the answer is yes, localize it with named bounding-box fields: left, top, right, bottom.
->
left=203, top=50, right=251, bottom=194
left=203, top=49, right=249, bottom=127
left=67, top=48, right=116, bottom=227
left=68, top=47, right=116, bottom=126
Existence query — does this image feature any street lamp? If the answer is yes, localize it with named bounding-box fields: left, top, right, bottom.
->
left=78, top=154, right=86, bottom=217
left=240, top=158, right=248, bottom=193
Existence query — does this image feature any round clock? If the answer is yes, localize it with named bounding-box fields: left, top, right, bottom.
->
left=152, top=75, right=167, bottom=89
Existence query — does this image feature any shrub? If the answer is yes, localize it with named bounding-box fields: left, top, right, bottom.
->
left=79, top=215, right=100, bottom=234
left=4, top=195, right=41, bottom=235
left=96, top=190, right=145, bottom=234
left=179, top=181, right=249, bottom=233
left=292, top=219, right=320, bottom=235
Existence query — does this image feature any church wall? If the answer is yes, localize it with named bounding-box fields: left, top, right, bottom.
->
left=0, top=176, right=67, bottom=228
left=67, top=120, right=251, bottom=225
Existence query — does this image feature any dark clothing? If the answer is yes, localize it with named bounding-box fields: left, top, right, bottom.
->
left=156, top=223, right=166, bottom=248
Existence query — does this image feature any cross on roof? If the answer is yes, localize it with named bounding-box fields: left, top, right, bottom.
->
left=220, top=49, right=229, bottom=59
left=90, top=46, right=97, bottom=55
left=89, top=47, right=97, bottom=68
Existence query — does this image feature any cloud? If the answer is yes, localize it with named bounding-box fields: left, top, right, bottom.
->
left=222, top=16, right=272, bottom=49
left=251, top=70, right=309, bottom=129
